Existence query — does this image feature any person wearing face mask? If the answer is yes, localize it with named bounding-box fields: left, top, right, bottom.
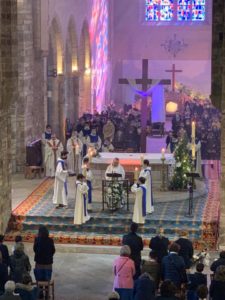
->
left=79, top=122, right=91, bottom=157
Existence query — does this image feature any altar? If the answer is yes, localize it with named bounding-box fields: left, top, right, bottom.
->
left=91, top=152, right=174, bottom=184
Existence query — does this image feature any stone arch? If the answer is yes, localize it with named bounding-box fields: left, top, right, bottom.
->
left=65, top=17, right=79, bottom=124
left=47, top=16, right=65, bottom=142
left=79, top=20, right=92, bottom=115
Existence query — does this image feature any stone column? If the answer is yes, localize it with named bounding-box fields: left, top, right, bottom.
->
left=0, top=0, right=17, bottom=233
left=211, top=0, right=225, bottom=246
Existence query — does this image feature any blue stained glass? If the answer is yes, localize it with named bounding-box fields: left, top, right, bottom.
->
left=160, top=5, right=174, bottom=20
left=192, top=0, right=205, bottom=4
left=145, top=0, right=206, bottom=22
left=177, top=5, right=191, bottom=20
left=192, top=5, right=206, bottom=20
left=178, top=0, right=191, bottom=4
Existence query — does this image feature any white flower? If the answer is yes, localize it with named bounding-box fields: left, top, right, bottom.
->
left=176, top=162, right=181, bottom=167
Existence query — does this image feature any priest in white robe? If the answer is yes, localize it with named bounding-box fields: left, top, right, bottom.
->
left=52, top=151, right=69, bottom=208
left=67, top=131, right=83, bottom=175
left=45, top=134, right=63, bottom=177
left=139, top=159, right=154, bottom=214
left=82, top=157, right=93, bottom=210
left=131, top=177, right=147, bottom=224
left=41, top=124, right=52, bottom=167
left=105, top=158, right=125, bottom=180
left=74, top=174, right=90, bottom=225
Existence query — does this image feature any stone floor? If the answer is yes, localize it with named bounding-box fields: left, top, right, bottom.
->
left=10, top=174, right=218, bottom=300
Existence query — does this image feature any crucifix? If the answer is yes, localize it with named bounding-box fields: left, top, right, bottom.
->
left=119, top=59, right=171, bottom=152
left=165, top=64, right=182, bottom=92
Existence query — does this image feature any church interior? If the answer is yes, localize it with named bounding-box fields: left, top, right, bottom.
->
left=1, top=0, right=225, bottom=299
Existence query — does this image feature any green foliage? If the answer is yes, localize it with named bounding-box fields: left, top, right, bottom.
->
left=169, top=139, right=192, bottom=190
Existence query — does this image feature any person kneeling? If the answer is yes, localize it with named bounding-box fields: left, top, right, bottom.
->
left=131, top=177, right=147, bottom=224
left=74, top=174, right=90, bottom=225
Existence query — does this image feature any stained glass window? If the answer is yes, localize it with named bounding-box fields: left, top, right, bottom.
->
left=145, top=0, right=174, bottom=21
left=145, top=0, right=206, bottom=22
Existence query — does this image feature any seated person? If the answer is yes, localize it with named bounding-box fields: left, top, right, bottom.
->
left=105, top=158, right=125, bottom=180
left=197, top=285, right=208, bottom=300
left=15, top=274, right=38, bottom=300
left=156, top=279, right=180, bottom=300
left=0, top=281, right=21, bottom=300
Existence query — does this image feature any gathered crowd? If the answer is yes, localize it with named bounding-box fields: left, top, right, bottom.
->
left=1, top=224, right=225, bottom=299
left=167, top=99, right=221, bottom=160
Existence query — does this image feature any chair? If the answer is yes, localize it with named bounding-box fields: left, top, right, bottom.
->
left=37, top=280, right=55, bottom=300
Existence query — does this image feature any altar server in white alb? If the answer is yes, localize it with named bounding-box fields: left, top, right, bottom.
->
left=52, top=151, right=69, bottom=208
left=74, top=174, right=90, bottom=225
left=67, top=131, right=83, bottom=175
left=82, top=157, right=93, bottom=210
left=139, top=159, right=154, bottom=213
left=105, top=158, right=125, bottom=180
left=45, top=134, right=63, bottom=177
left=131, top=177, right=147, bottom=224
left=86, top=127, right=102, bottom=152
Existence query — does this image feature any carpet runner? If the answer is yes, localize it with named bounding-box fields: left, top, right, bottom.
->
left=6, top=178, right=220, bottom=249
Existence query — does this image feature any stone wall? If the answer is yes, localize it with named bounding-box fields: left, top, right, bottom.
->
left=0, top=0, right=17, bottom=233
left=211, top=0, right=225, bottom=246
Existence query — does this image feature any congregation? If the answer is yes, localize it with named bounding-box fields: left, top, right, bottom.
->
left=1, top=224, right=225, bottom=300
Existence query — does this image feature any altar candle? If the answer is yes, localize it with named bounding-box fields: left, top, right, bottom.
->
left=75, top=144, right=80, bottom=155
left=191, top=121, right=196, bottom=140
left=134, top=167, right=138, bottom=181
left=161, top=148, right=165, bottom=159
left=140, top=155, right=144, bottom=166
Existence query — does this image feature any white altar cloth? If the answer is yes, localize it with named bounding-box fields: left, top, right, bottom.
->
left=92, top=152, right=174, bottom=166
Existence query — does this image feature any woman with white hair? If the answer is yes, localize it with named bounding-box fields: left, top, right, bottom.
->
left=0, top=281, right=21, bottom=299
left=113, top=245, right=135, bottom=300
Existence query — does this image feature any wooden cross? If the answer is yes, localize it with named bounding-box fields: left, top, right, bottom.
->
left=165, top=64, right=182, bottom=92
left=119, top=59, right=171, bottom=152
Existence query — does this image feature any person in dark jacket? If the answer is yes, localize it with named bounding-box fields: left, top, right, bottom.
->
left=0, top=256, right=8, bottom=295
left=175, top=231, right=193, bottom=269
left=149, top=228, right=169, bottom=264
left=0, top=235, right=10, bottom=267
left=141, top=250, right=160, bottom=288
left=122, top=223, right=143, bottom=279
left=9, top=244, right=31, bottom=284
left=161, top=242, right=187, bottom=288
left=187, top=263, right=207, bottom=300
left=210, top=265, right=225, bottom=300
left=156, top=280, right=179, bottom=300
left=210, top=250, right=225, bottom=273
left=33, top=226, right=55, bottom=281
left=133, top=273, right=155, bottom=300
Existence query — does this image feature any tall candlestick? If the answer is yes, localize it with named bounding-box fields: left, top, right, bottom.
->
left=89, top=151, right=92, bottom=163
left=191, top=121, right=196, bottom=160
left=134, top=167, right=139, bottom=181
left=140, top=155, right=144, bottom=166
left=161, top=148, right=165, bottom=159
left=192, top=144, right=196, bottom=160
